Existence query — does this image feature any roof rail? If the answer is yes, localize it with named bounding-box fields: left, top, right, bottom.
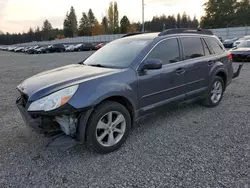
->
left=121, top=32, right=143, bottom=38
left=158, top=28, right=213, bottom=36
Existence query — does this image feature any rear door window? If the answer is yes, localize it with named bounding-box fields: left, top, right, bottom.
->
left=145, top=38, right=181, bottom=65
left=181, top=37, right=205, bottom=60
left=205, top=38, right=224, bottom=54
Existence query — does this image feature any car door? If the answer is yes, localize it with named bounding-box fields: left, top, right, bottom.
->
left=137, top=37, right=188, bottom=112
left=179, top=37, right=209, bottom=97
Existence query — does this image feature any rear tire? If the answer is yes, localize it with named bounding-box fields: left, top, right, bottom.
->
left=201, top=76, right=225, bottom=107
left=85, top=101, right=131, bottom=153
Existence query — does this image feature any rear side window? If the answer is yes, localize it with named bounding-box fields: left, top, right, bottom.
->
left=146, top=38, right=180, bottom=65
left=181, top=37, right=205, bottom=60
left=205, top=38, right=224, bottom=54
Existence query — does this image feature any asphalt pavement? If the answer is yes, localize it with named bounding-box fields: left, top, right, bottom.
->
left=0, top=51, right=249, bottom=188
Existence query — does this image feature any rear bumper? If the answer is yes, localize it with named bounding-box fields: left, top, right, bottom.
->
left=232, top=54, right=250, bottom=62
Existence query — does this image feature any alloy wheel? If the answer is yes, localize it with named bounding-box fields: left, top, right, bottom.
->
left=96, top=111, right=126, bottom=147
left=211, top=81, right=223, bottom=104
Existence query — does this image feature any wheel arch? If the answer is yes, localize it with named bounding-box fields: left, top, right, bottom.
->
left=215, top=71, right=227, bottom=89
left=76, top=95, right=136, bottom=142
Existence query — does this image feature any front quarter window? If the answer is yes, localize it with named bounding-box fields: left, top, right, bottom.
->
left=84, top=39, right=151, bottom=68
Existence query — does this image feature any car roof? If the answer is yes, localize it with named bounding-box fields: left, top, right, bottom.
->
left=119, top=33, right=159, bottom=40
left=120, top=28, right=215, bottom=41
left=120, top=31, right=216, bottom=42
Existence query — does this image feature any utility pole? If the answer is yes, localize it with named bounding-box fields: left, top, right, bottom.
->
left=142, top=0, right=145, bottom=32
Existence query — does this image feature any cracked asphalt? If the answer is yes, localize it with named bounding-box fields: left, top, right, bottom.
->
left=0, top=51, right=249, bottom=188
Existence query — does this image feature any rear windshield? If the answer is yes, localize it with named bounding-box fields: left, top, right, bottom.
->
left=84, top=39, right=151, bottom=68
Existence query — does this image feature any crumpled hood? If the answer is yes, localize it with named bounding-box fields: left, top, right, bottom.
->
left=17, top=64, right=120, bottom=101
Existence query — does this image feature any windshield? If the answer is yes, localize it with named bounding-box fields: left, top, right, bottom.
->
left=84, top=39, right=151, bottom=68
left=238, top=41, right=250, bottom=48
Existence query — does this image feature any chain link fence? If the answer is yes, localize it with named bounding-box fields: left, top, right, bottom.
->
left=211, top=27, right=250, bottom=40
left=16, top=34, right=125, bottom=47
left=13, top=26, right=250, bottom=47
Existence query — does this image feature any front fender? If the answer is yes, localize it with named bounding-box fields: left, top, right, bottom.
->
left=68, top=69, right=138, bottom=111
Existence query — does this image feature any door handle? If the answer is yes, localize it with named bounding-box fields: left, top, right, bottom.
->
left=175, top=68, right=185, bottom=75
left=208, top=60, right=215, bottom=66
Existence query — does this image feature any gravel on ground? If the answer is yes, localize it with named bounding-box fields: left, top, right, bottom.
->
left=0, top=51, right=249, bottom=188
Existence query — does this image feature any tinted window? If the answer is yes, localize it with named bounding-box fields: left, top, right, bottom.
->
left=182, top=37, right=205, bottom=60
left=146, top=38, right=180, bottom=65
left=206, top=38, right=224, bottom=54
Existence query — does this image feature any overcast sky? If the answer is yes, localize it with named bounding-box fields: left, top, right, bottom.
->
left=0, top=0, right=206, bottom=33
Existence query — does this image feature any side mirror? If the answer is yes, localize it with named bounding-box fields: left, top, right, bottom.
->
left=141, top=59, right=162, bottom=70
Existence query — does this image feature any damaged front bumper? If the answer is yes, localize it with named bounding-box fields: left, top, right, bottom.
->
left=16, top=95, right=85, bottom=149
left=16, top=95, right=80, bottom=137
left=16, top=97, right=61, bottom=136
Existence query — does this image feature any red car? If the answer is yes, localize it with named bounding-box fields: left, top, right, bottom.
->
left=95, top=43, right=105, bottom=50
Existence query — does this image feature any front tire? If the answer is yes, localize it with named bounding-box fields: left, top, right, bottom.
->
left=202, top=76, right=225, bottom=107
left=85, top=101, right=131, bottom=153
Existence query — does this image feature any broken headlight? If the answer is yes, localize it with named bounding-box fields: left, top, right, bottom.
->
left=28, top=85, right=78, bottom=112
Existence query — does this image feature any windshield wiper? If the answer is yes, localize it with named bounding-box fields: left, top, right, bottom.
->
left=88, top=64, right=107, bottom=68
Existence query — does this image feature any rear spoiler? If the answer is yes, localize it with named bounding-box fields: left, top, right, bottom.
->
left=233, top=62, right=243, bottom=79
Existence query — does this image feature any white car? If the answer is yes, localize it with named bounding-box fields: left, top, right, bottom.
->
left=65, top=45, right=75, bottom=52
left=233, top=36, right=250, bottom=47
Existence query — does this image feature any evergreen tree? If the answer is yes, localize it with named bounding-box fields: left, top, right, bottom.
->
left=177, top=13, right=181, bottom=28
left=120, top=16, right=130, bottom=33
left=78, top=12, right=90, bottom=36
left=114, top=2, right=119, bottom=33
left=63, top=6, right=78, bottom=37
left=108, top=2, right=114, bottom=33
left=102, top=16, right=109, bottom=34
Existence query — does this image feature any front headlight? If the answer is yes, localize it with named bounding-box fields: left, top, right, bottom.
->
left=28, top=85, right=79, bottom=112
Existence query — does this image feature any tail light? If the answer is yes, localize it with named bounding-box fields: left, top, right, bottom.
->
left=228, top=53, right=233, bottom=61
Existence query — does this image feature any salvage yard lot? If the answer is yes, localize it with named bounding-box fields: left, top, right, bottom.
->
left=0, top=51, right=249, bottom=187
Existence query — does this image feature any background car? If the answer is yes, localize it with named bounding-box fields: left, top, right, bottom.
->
left=9, top=46, right=18, bottom=52
left=223, top=37, right=238, bottom=48
left=73, top=43, right=95, bottom=51
left=14, top=47, right=25, bottom=52
left=27, top=46, right=40, bottom=54
left=230, top=40, right=250, bottom=62
left=233, top=35, right=250, bottom=47
left=34, top=46, right=45, bottom=54
left=23, top=46, right=31, bottom=53
left=65, top=45, right=75, bottom=52
left=47, top=44, right=65, bottom=53
left=94, top=42, right=105, bottom=50
left=24, top=46, right=33, bottom=53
